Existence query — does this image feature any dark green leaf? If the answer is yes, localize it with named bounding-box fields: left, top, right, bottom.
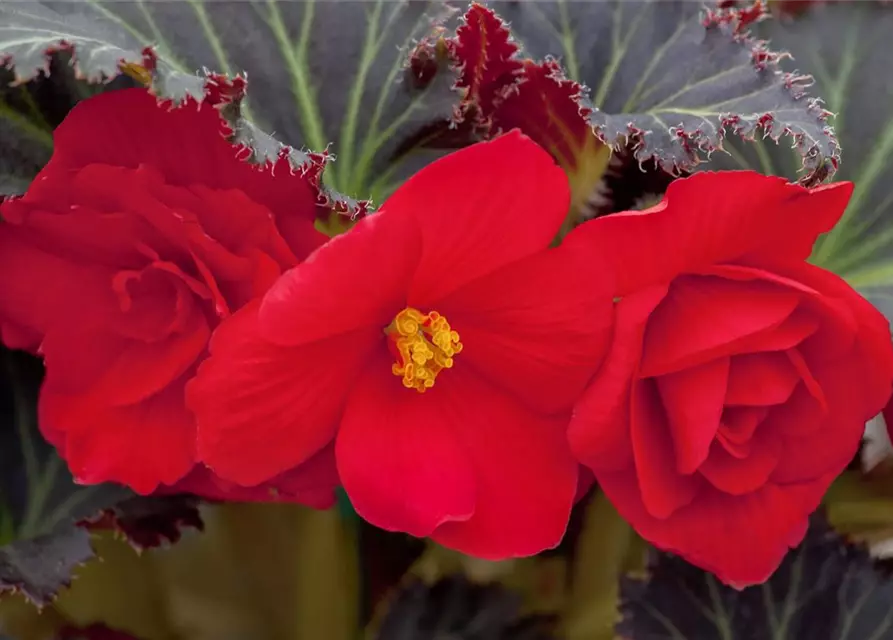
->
left=0, top=348, right=203, bottom=605
left=0, top=526, right=93, bottom=606
left=374, top=575, right=556, bottom=640
left=0, top=51, right=134, bottom=196
left=707, top=4, right=893, bottom=319
left=617, top=514, right=893, bottom=640
left=0, top=1, right=462, bottom=206
left=478, top=0, right=838, bottom=185
left=0, top=349, right=130, bottom=545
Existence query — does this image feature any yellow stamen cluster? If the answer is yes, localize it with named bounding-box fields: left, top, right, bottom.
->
left=387, top=307, right=462, bottom=392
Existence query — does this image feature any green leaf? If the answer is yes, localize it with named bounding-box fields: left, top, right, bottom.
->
left=0, top=349, right=130, bottom=544
left=477, top=0, right=838, bottom=184
left=707, top=4, right=893, bottom=318
left=617, top=514, right=893, bottom=640
left=0, top=526, right=94, bottom=607
left=0, top=51, right=134, bottom=196
left=0, top=348, right=203, bottom=606
left=373, top=575, right=557, bottom=640
left=0, top=1, right=462, bottom=206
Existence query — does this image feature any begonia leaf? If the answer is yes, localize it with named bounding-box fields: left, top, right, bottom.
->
left=374, top=575, right=557, bottom=640
left=0, top=349, right=203, bottom=606
left=708, top=3, right=893, bottom=320
left=0, top=0, right=462, bottom=209
left=617, top=514, right=893, bottom=640
left=455, top=1, right=837, bottom=186
left=0, top=52, right=133, bottom=196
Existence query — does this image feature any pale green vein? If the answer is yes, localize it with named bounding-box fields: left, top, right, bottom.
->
left=0, top=101, right=53, bottom=147
left=592, top=2, right=633, bottom=108
left=648, top=64, right=750, bottom=112
left=705, top=576, right=734, bottom=640
left=263, top=0, right=328, bottom=156
left=774, top=548, right=804, bottom=639
left=641, top=599, right=688, bottom=640
left=352, top=3, right=433, bottom=194
left=336, top=0, right=385, bottom=192
left=84, top=0, right=190, bottom=75
left=556, top=0, right=580, bottom=81
left=622, top=17, right=689, bottom=112
left=752, top=138, right=776, bottom=176
left=813, top=99, right=893, bottom=266
left=187, top=0, right=256, bottom=123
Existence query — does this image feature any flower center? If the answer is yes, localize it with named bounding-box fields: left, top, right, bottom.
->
left=385, top=307, right=463, bottom=393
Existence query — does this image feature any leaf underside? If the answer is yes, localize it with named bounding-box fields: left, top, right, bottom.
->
left=0, top=0, right=464, bottom=208
left=477, top=0, right=838, bottom=185
left=618, top=514, right=893, bottom=640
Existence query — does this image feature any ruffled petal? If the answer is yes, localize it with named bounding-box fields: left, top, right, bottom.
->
left=725, top=351, right=800, bottom=406
left=0, top=227, right=118, bottom=349
left=568, top=286, right=667, bottom=473
left=597, top=466, right=832, bottom=586
left=699, top=427, right=782, bottom=495
left=189, top=301, right=380, bottom=486
left=656, top=357, right=729, bottom=474
left=435, top=245, right=614, bottom=414
left=337, top=351, right=477, bottom=538
left=630, top=379, right=703, bottom=519
left=40, top=376, right=197, bottom=493
left=47, top=88, right=322, bottom=235
left=565, top=172, right=853, bottom=295
left=641, top=275, right=800, bottom=377
left=379, top=130, right=570, bottom=306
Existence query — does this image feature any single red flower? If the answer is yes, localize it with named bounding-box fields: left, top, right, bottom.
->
left=0, top=88, right=334, bottom=504
left=564, top=171, right=893, bottom=586
left=187, top=131, right=615, bottom=557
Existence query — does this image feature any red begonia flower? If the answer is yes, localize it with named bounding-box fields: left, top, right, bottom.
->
left=0, top=88, right=334, bottom=503
left=565, top=171, right=893, bottom=586
left=187, top=131, right=615, bottom=557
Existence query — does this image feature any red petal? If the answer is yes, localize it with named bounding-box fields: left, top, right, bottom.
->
left=258, top=208, right=421, bottom=346
left=382, top=130, right=570, bottom=306
left=656, top=357, right=729, bottom=474
left=188, top=301, right=380, bottom=486
left=168, top=446, right=339, bottom=509
left=430, top=371, right=578, bottom=558
left=725, top=351, right=800, bottom=406
left=568, top=286, right=668, bottom=473
left=565, top=173, right=853, bottom=295
left=597, top=466, right=831, bottom=586
left=40, top=377, right=196, bottom=493
left=40, top=308, right=209, bottom=408
left=716, top=406, right=769, bottom=457
left=771, top=354, right=872, bottom=484
left=699, top=427, right=782, bottom=495
left=49, top=89, right=323, bottom=247
left=336, top=352, right=476, bottom=538
left=641, top=275, right=800, bottom=377
left=630, top=379, right=704, bottom=520
left=436, top=244, right=614, bottom=414
left=0, top=228, right=118, bottom=346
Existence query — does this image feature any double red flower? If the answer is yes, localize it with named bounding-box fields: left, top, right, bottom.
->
left=0, top=88, right=335, bottom=504
left=188, top=131, right=615, bottom=556
left=566, top=173, right=893, bottom=585
left=2, top=88, right=892, bottom=585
